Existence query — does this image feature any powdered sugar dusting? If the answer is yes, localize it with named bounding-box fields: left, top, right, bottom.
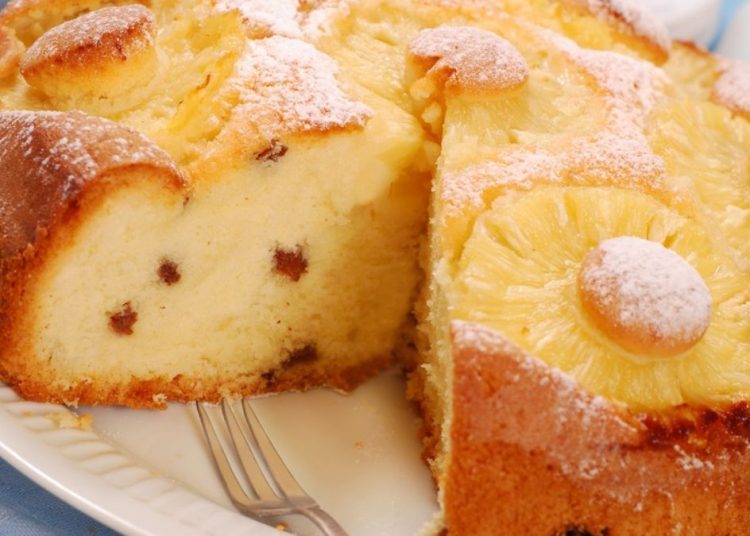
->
left=302, top=0, right=351, bottom=39
left=580, top=237, right=712, bottom=347
left=712, top=61, right=750, bottom=117
left=442, top=27, right=668, bottom=216
left=0, top=111, right=181, bottom=199
left=213, top=0, right=349, bottom=39
left=230, top=35, right=371, bottom=136
left=215, top=0, right=302, bottom=38
left=409, top=25, right=529, bottom=92
left=452, top=320, right=603, bottom=414
left=570, top=0, right=671, bottom=52
left=450, top=320, right=737, bottom=500
left=22, top=5, right=155, bottom=70
left=452, top=319, right=635, bottom=446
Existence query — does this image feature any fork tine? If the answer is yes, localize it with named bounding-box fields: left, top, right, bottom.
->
left=221, top=400, right=278, bottom=501
left=241, top=398, right=308, bottom=499
left=195, top=402, right=253, bottom=509
left=198, top=399, right=349, bottom=535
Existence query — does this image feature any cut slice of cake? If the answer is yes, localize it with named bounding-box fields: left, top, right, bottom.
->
left=407, top=10, right=750, bottom=535
left=0, top=1, right=429, bottom=407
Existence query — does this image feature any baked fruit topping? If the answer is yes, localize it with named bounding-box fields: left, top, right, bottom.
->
left=0, top=25, right=19, bottom=79
left=560, top=0, right=671, bottom=56
left=453, top=187, right=750, bottom=409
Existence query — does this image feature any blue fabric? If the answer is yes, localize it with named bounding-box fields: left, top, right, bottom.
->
left=0, top=0, right=745, bottom=535
left=0, top=459, right=117, bottom=535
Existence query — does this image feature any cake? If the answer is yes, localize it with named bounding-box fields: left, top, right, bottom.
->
left=405, top=5, right=750, bottom=534
left=1, top=0, right=750, bottom=534
left=0, top=0, right=429, bottom=407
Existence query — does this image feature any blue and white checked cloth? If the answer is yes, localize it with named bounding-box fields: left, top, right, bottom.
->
left=0, top=0, right=746, bottom=534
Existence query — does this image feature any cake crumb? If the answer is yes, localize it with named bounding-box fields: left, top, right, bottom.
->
left=354, top=440, right=365, bottom=449
left=275, top=523, right=288, bottom=532
left=46, top=412, right=93, bottom=431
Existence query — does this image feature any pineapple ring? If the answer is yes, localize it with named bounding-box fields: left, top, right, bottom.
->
left=453, top=186, right=750, bottom=410
left=578, top=236, right=712, bottom=358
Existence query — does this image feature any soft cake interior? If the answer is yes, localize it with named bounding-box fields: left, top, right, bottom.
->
left=0, top=0, right=432, bottom=405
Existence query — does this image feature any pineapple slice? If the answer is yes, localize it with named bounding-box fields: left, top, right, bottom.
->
left=662, top=42, right=722, bottom=101
left=649, top=100, right=750, bottom=268
left=452, top=186, right=750, bottom=410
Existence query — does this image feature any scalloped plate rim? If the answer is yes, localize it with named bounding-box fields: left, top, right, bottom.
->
left=0, top=384, right=274, bottom=536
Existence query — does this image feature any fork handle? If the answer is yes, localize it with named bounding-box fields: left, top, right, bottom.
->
left=301, top=506, right=349, bottom=536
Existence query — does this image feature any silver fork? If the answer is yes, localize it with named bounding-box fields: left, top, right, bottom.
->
left=196, top=399, right=348, bottom=536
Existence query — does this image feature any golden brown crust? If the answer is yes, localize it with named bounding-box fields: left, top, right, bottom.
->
left=445, top=321, right=750, bottom=535
left=0, top=0, right=149, bottom=45
left=20, top=4, right=155, bottom=84
left=5, top=351, right=391, bottom=409
left=0, top=111, right=185, bottom=259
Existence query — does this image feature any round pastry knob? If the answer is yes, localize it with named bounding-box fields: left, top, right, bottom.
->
left=578, top=236, right=712, bottom=357
left=20, top=5, right=157, bottom=114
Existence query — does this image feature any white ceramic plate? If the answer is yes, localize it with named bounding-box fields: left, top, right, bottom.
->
left=0, top=368, right=438, bottom=535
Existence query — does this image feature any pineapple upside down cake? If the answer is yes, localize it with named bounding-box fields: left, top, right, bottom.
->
left=0, top=0, right=749, bottom=533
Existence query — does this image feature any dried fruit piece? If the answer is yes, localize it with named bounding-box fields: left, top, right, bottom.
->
left=273, top=245, right=308, bottom=282
left=158, top=259, right=181, bottom=285
left=255, top=139, right=288, bottom=162
left=109, top=302, right=138, bottom=335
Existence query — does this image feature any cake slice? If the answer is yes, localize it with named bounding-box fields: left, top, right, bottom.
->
left=0, top=1, right=429, bottom=407
left=407, top=10, right=750, bottom=535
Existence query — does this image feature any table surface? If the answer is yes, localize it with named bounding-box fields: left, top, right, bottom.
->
left=0, top=1, right=747, bottom=535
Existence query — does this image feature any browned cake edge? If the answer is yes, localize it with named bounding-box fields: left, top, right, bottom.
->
left=440, top=320, right=750, bottom=535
